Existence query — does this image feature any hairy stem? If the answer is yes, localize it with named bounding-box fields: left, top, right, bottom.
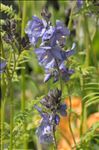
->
left=80, top=73, right=87, bottom=136
left=67, top=84, right=77, bottom=148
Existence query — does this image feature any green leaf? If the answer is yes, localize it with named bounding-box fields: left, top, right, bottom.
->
left=1, top=3, right=20, bottom=20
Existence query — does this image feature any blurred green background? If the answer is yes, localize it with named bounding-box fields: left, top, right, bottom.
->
left=1, top=0, right=99, bottom=150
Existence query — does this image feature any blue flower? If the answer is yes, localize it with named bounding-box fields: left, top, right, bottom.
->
left=43, top=43, right=75, bottom=82
left=36, top=119, right=54, bottom=144
left=44, top=61, right=74, bottom=83
left=50, top=20, right=70, bottom=47
left=34, top=46, right=53, bottom=67
left=44, top=69, right=57, bottom=83
left=34, top=107, right=54, bottom=144
left=35, top=44, right=75, bottom=68
left=42, top=26, right=55, bottom=41
left=35, top=42, right=75, bottom=65
left=35, top=88, right=67, bottom=144
left=42, top=20, right=70, bottom=47
left=54, top=114, right=60, bottom=125
left=44, top=71, right=52, bottom=82
left=34, top=45, right=63, bottom=68
left=25, top=16, right=46, bottom=46
left=40, top=88, right=61, bottom=110
left=57, top=103, right=67, bottom=116
left=26, top=10, right=76, bottom=145
left=0, top=61, right=6, bottom=74
left=26, top=14, right=75, bottom=83
left=39, top=88, right=67, bottom=118
left=59, top=62, right=74, bottom=81
left=77, top=0, right=83, bottom=8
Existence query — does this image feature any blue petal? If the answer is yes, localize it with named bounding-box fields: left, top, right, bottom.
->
left=56, top=20, right=70, bottom=36
left=65, top=49, right=75, bottom=58
left=77, top=0, right=83, bottom=8
left=45, top=59, right=55, bottom=69
left=0, top=61, right=6, bottom=74
left=44, top=73, right=51, bottom=82
left=42, top=26, right=55, bottom=41
left=64, top=43, right=76, bottom=58
left=54, top=114, right=60, bottom=125
left=38, top=134, right=53, bottom=144
left=68, top=69, right=74, bottom=75
left=59, top=62, right=66, bottom=70
left=34, top=47, right=45, bottom=55
left=52, top=46, right=62, bottom=60
left=36, top=120, right=54, bottom=144
left=25, top=16, right=46, bottom=46
left=0, top=61, right=6, bottom=69
left=34, top=105, right=42, bottom=113
left=58, top=104, right=67, bottom=116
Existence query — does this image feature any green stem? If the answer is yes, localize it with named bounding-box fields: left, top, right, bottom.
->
left=80, top=101, right=85, bottom=136
left=21, top=0, right=26, bottom=112
left=83, top=15, right=90, bottom=67
left=80, top=74, right=87, bottom=136
left=20, top=0, right=26, bottom=111
left=67, top=84, right=77, bottom=148
left=21, top=69, right=25, bottom=111
left=84, top=15, right=98, bottom=68
left=68, top=1, right=76, bottom=30
left=8, top=43, right=17, bottom=150
left=11, top=43, right=17, bottom=79
left=53, top=129, right=57, bottom=150
left=1, top=97, right=6, bottom=150
left=80, top=73, right=84, bottom=136
left=21, top=0, right=26, bottom=37
left=20, top=1, right=27, bottom=149
left=1, top=38, right=7, bottom=150
left=9, top=82, right=14, bottom=150
left=1, top=79, right=7, bottom=150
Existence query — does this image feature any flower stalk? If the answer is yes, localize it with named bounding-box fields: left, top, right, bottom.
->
left=21, top=1, right=27, bottom=149
left=25, top=8, right=75, bottom=147
left=1, top=39, right=6, bottom=150
left=53, top=128, right=57, bottom=150
left=67, top=84, right=77, bottom=148
left=9, top=80, right=14, bottom=150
